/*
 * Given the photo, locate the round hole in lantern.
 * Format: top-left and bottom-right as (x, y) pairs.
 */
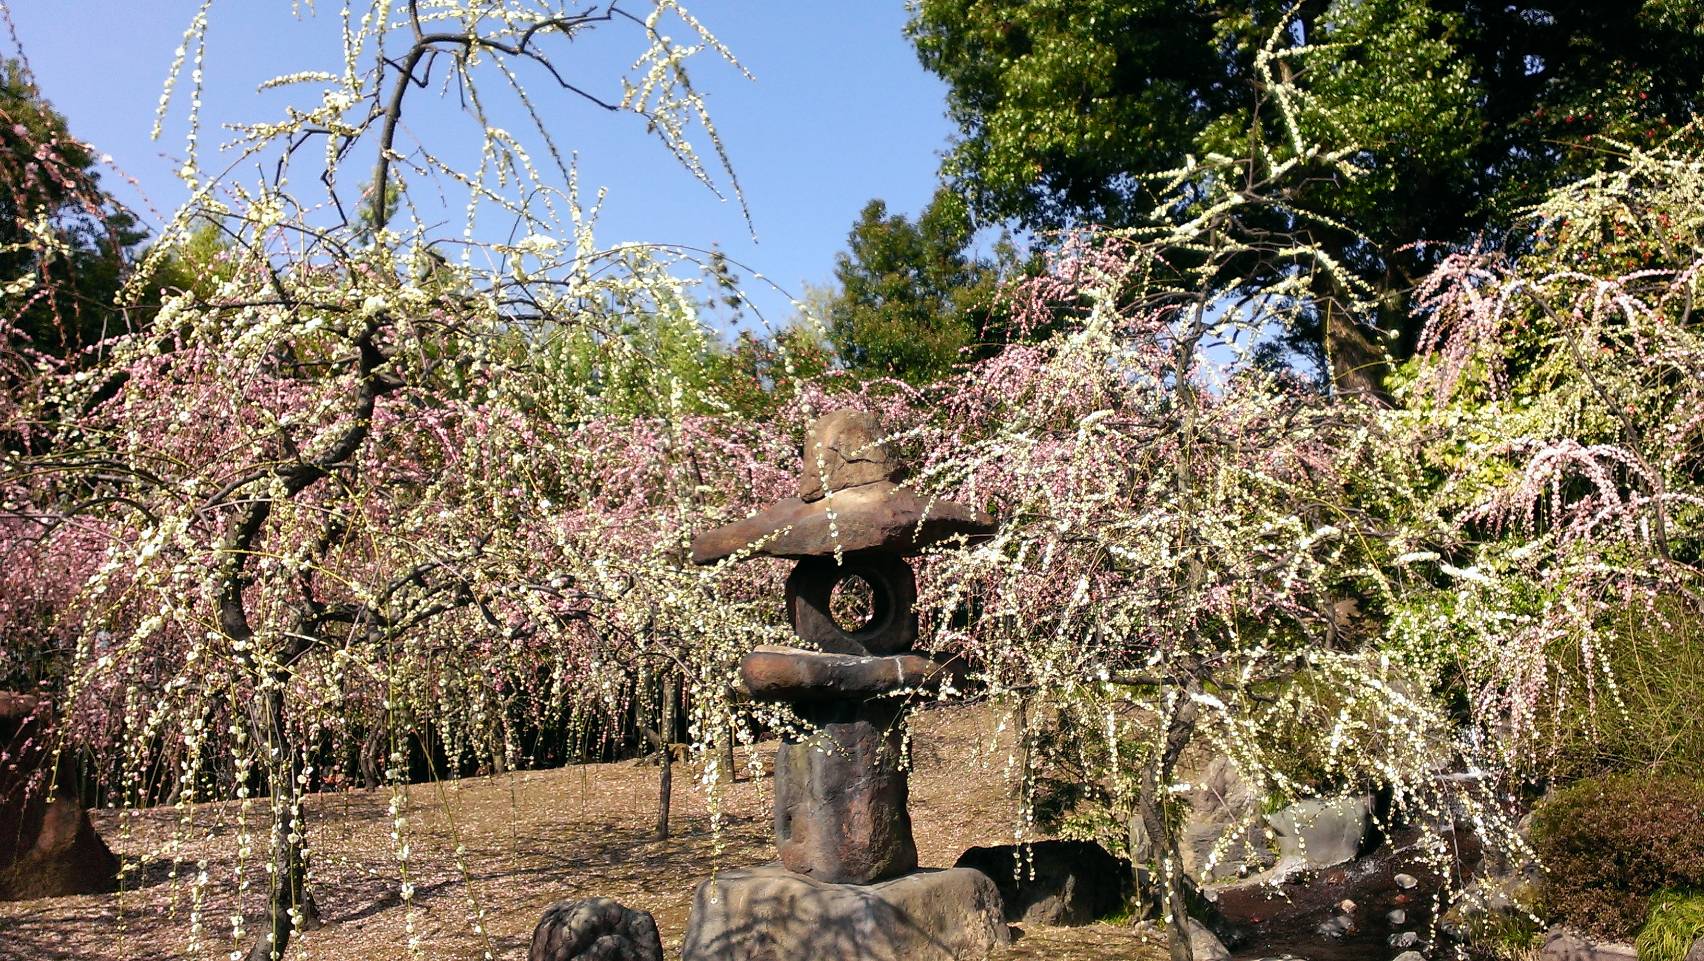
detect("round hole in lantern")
(785, 554), (917, 656)
(829, 574), (878, 634)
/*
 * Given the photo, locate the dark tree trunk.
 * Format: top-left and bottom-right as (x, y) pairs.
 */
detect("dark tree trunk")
(720, 720), (738, 783)
(358, 726), (385, 790)
(655, 675), (677, 841)
(1141, 692), (1201, 961)
(247, 684), (320, 961)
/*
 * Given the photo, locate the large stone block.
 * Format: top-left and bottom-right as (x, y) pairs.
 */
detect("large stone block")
(682, 864), (1009, 961)
(0, 692), (118, 901)
(775, 701), (916, 884)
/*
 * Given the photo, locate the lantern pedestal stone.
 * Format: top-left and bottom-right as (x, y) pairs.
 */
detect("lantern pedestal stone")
(774, 699), (915, 884)
(681, 411), (1007, 961)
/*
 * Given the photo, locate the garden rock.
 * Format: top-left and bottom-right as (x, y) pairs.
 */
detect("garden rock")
(528, 898), (662, 961)
(797, 409), (904, 501)
(1540, 929), (1637, 961)
(1393, 953), (1426, 961)
(1687, 937), (1704, 961)
(1130, 755), (1270, 882)
(1265, 796), (1371, 874)
(0, 691), (119, 901)
(1186, 917), (1232, 961)
(953, 839), (1133, 926)
(682, 864), (1008, 961)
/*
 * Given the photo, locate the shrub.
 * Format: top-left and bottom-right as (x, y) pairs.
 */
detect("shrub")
(1637, 891), (1704, 961)
(1530, 774), (1704, 940)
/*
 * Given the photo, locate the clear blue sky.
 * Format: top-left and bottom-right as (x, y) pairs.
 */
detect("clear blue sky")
(7, 2), (955, 329)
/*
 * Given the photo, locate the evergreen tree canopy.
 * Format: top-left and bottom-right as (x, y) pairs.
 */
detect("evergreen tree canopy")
(908, 0), (1704, 383)
(825, 190), (1004, 383)
(1, 58), (145, 358)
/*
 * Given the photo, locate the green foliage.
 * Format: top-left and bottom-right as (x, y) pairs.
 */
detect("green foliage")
(908, 0), (1704, 378)
(1462, 911), (1544, 960)
(0, 57), (147, 357)
(824, 189), (1007, 383)
(1539, 605), (1704, 780)
(712, 323), (834, 418)
(1638, 890), (1704, 961)
(1530, 774), (1704, 940)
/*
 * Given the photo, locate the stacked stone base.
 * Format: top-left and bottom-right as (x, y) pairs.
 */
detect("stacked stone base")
(682, 864), (1008, 961)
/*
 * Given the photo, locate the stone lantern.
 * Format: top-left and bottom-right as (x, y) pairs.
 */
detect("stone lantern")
(680, 409), (1010, 961)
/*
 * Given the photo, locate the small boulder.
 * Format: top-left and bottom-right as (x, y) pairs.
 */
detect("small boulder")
(797, 409), (904, 501)
(1186, 917), (1232, 961)
(954, 839), (1133, 926)
(1316, 914), (1356, 938)
(529, 898), (662, 961)
(1393, 953), (1426, 961)
(1687, 937), (1704, 961)
(0, 692), (119, 901)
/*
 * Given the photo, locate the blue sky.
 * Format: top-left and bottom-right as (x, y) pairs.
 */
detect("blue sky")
(6, 2), (956, 329)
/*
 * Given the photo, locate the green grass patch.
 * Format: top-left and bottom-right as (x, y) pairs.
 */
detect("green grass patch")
(1636, 890), (1704, 961)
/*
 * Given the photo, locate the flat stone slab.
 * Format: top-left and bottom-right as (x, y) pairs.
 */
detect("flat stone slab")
(740, 647), (956, 702)
(690, 482), (994, 565)
(1541, 929), (1638, 961)
(682, 864), (1010, 961)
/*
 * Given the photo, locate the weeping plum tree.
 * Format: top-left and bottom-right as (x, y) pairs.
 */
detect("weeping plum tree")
(783, 25), (1704, 961)
(0, 2), (797, 959)
(1389, 129), (1704, 766)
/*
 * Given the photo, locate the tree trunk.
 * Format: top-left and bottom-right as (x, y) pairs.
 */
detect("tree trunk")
(1320, 281), (1391, 404)
(1140, 769), (1194, 961)
(655, 675), (677, 841)
(720, 719), (738, 784)
(358, 726), (385, 790)
(247, 684), (320, 961)
(1142, 691), (1202, 961)
(487, 707), (508, 776)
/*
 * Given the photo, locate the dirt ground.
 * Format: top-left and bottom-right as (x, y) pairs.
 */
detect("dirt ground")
(0, 703), (1168, 961)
